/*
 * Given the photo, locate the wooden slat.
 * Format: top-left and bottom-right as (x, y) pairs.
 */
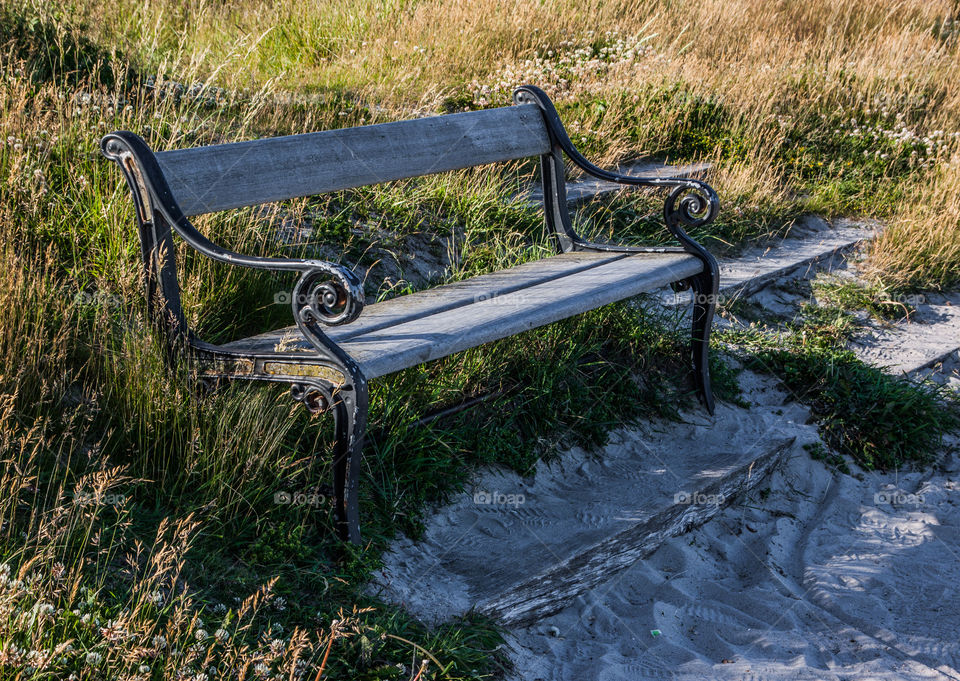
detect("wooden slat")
(225, 252), (632, 354)
(222, 252), (703, 378)
(346, 252), (701, 378)
(156, 105), (550, 216)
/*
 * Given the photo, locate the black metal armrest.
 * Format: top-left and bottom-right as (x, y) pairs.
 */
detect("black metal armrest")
(169, 218), (365, 328)
(513, 85), (719, 264)
(101, 131), (364, 329)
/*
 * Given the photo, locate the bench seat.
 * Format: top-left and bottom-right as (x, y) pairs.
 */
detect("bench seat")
(222, 251), (702, 379)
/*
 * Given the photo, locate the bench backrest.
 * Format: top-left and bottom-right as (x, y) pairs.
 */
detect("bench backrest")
(156, 104), (552, 217)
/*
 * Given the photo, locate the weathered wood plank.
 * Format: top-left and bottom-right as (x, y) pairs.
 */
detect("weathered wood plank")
(225, 252), (632, 354)
(476, 437), (795, 626)
(526, 159), (713, 205)
(342, 252), (701, 378)
(222, 252), (701, 375)
(156, 105), (550, 216)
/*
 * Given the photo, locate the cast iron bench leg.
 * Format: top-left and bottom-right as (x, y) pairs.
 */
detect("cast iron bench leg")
(690, 261), (719, 416)
(292, 373), (368, 545)
(330, 380), (368, 544)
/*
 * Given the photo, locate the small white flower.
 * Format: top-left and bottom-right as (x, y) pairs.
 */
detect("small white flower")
(80, 614), (91, 624)
(214, 628), (229, 642)
(152, 634), (167, 649)
(85, 651), (103, 666)
(195, 629), (208, 640)
(139, 664), (151, 674)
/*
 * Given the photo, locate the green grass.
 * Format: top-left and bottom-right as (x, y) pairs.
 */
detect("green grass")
(0, 13), (711, 673)
(720, 286), (960, 471)
(810, 276), (919, 321)
(2, 1), (960, 678)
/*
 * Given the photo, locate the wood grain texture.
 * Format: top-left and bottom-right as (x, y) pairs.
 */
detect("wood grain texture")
(226, 252), (632, 354)
(155, 105), (550, 216)
(476, 437), (795, 626)
(221, 251), (702, 378)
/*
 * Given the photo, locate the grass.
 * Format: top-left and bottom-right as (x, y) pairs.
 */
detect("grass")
(1, 0), (960, 678)
(719, 280), (960, 471)
(810, 276), (918, 322)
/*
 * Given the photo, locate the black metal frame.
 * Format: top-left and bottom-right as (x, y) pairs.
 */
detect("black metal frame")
(101, 131), (368, 543)
(514, 85), (719, 413)
(101, 84), (719, 546)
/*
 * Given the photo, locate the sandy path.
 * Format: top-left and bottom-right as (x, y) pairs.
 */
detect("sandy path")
(507, 424), (960, 680)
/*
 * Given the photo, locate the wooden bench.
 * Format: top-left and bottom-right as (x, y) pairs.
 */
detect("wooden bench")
(102, 85), (720, 544)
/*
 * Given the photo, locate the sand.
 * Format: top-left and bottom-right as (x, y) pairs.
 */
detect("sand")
(506, 426), (960, 680)
(370, 217), (960, 679)
(371, 371), (812, 627)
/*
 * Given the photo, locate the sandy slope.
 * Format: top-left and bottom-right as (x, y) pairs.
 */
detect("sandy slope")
(507, 421), (960, 680)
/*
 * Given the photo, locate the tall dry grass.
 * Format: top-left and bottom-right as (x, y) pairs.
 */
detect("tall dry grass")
(0, 12), (516, 674)
(1, 0), (959, 677)
(869, 160), (960, 290)
(57, 0), (960, 285)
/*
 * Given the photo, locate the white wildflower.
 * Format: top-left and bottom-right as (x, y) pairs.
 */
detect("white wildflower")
(33, 602), (55, 616)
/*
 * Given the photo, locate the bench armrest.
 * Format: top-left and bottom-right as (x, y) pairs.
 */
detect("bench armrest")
(179, 222), (365, 327)
(102, 131), (364, 328)
(513, 86), (719, 263)
(167, 216), (364, 327)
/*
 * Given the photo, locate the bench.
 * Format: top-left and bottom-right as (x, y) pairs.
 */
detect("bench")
(101, 85), (720, 544)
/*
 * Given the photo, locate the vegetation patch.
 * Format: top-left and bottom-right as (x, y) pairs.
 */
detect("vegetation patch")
(3, 0), (960, 677)
(721, 292), (959, 471)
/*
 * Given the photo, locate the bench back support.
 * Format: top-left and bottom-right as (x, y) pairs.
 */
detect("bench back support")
(155, 105), (551, 217)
